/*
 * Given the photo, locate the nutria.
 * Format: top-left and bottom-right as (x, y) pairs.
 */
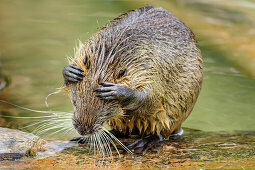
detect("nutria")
(62, 5), (203, 155)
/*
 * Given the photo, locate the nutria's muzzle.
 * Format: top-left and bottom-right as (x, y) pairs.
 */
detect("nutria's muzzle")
(73, 121), (101, 136)
(72, 111), (101, 136)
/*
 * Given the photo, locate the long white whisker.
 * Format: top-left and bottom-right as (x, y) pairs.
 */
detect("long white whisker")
(40, 122), (71, 136)
(0, 115), (56, 119)
(31, 118), (71, 135)
(97, 132), (105, 161)
(45, 90), (61, 108)
(33, 120), (67, 135)
(83, 136), (89, 144)
(100, 131), (110, 158)
(89, 135), (93, 154)
(101, 131), (113, 160)
(23, 119), (62, 133)
(103, 127), (132, 155)
(102, 131), (120, 157)
(47, 126), (71, 137)
(0, 100), (76, 138)
(84, 137), (89, 144)
(61, 127), (75, 137)
(0, 100), (72, 115)
(21, 120), (49, 130)
(34, 123), (57, 136)
(32, 121), (54, 134)
(95, 133), (104, 162)
(93, 134), (96, 160)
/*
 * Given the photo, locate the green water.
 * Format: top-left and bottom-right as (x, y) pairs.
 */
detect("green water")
(0, 0), (254, 137)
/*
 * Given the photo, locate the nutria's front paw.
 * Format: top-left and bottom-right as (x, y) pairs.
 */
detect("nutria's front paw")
(62, 65), (85, 83)
(94, 82), (135, 102)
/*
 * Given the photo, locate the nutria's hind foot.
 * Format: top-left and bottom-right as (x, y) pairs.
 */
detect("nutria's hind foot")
(126, 127), (184, 155)
(126, 135), (162, 155)
(62, 64), (85, 83)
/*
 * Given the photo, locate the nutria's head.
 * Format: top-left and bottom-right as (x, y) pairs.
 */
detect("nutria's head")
(65, 36), (130, 137)
(70, 81), (119, 136)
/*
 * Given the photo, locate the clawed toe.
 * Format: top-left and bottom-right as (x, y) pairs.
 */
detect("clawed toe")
(62, 65), (85, 83)
(94, 82), (136, 103)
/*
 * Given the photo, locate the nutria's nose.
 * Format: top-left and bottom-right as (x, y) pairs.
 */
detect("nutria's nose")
(74, 124), (88, 136)
(72, 120), (94, 136)
(77, 128), (95, 136)
(72, 121), (86, 136)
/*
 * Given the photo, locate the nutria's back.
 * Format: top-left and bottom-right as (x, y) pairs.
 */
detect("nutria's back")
(68, 6), (203, 138)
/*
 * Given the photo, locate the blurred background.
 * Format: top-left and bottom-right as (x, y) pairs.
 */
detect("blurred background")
(0, 0), (255, 137)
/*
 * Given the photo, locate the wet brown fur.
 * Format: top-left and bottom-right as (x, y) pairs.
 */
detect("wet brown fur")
(64, 6), (203, 138)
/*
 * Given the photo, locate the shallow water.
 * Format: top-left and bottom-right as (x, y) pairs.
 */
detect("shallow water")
(0, 0), (255, 138)
(1, 129), (255, 169)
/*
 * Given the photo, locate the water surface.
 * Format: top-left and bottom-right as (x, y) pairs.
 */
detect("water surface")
(0, 0), (254, 138)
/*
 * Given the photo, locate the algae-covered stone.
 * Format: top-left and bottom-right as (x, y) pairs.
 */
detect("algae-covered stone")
(0, 127), (46, 160)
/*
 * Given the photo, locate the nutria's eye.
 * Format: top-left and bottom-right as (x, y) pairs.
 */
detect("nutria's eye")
(83, 56), (90, 69)
(117, 68), (127, 79)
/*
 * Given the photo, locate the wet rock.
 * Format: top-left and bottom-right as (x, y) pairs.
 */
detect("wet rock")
(0, 127), (46, 161)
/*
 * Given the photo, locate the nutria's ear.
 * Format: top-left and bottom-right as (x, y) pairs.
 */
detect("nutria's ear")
(83, 56), (90, 69)
(117, 68), (127, 79)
